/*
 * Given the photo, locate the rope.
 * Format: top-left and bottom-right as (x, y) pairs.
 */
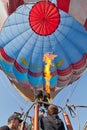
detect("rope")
(0, 72), (27, 111)
(68, 79), (81, 101)
(68, 71), (87, 102)
(53, 77), (81, 108)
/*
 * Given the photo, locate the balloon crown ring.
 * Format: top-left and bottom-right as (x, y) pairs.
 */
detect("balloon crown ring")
(29, 1), (60, 36)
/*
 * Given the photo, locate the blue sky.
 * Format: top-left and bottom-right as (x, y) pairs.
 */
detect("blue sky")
(0, 70), (87, 130)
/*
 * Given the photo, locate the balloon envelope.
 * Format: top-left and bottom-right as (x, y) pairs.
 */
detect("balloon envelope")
(0, 1), (87, 102)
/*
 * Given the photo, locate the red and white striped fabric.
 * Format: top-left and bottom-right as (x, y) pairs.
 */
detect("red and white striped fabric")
(57, 0), (87, 30)
(0, 0), (8, 30)
(0, 0), (24, 30)
(1, 0), (24, 15)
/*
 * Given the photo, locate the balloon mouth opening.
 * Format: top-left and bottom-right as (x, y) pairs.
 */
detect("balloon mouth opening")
(29, 1), (60, 36)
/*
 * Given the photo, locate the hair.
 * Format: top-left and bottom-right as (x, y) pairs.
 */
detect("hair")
(47, 105), (58, 116)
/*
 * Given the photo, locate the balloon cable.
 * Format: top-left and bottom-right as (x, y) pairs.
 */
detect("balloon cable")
(68, 78), (81, 101)
(0, 74), (26, 111)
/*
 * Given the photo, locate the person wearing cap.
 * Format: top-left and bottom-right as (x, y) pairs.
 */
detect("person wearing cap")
(40, 105), (66, 130)
(0, 113), (22, 130)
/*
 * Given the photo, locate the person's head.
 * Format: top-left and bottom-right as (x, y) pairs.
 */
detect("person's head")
(47, 105), (58, 116)
(8, 114), (22, 130)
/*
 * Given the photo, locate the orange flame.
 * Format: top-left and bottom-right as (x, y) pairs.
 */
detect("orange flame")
(43, 52), (57, 94)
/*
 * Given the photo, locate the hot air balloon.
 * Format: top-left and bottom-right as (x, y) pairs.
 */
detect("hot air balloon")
(0, 0), (87, 104)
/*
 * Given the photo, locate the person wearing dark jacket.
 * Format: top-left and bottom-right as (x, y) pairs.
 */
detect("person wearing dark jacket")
(0, 113), (22, 130)
(40, 105), (65, 130)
